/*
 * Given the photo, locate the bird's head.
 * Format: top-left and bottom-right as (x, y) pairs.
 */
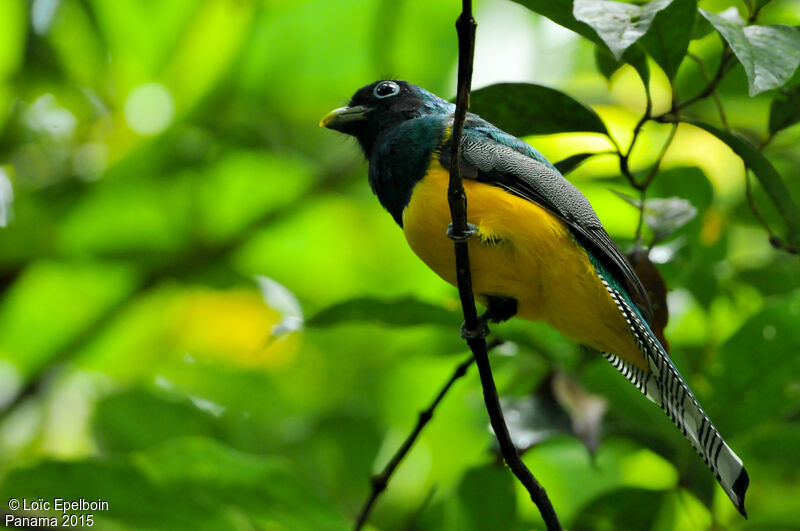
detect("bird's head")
(320, 80), (454, 155)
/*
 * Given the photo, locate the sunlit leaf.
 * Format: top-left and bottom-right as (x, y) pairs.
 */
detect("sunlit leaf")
(512, 0), (657, 86)
(574, 0), (673, 60)
(769, 86), (800, 135)
(689, 119), (800, 248)
(595, 44), (651, 85)
(470, 83), (608, 136)
(307, 296), (459, 328)
(0, 261), (138, 375)
(700, 9), (800, 95)
(511, 0), (603, 43)
(0, 0), (26, 80)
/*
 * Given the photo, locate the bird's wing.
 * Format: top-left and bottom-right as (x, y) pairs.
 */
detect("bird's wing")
(439, 119), (653, 322)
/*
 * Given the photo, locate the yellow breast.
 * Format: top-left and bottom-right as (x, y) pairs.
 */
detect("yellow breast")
(402, 162), (648, 371)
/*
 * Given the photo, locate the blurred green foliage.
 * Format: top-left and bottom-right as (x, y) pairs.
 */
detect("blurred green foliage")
(0, 0), (799, 529)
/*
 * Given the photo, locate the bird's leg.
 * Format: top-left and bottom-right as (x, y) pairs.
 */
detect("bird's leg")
(484, 295), (518, 323)
(460, 296), (518, 339)
(447, 221), (484, 338)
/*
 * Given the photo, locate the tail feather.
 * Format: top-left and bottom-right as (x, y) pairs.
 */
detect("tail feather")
(599, 275), (749, 517)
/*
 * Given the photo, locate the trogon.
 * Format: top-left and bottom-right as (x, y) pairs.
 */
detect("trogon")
(321, 79), (748, 516)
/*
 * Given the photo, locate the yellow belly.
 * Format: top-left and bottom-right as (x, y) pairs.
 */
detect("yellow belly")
(402, 163), (647, 370)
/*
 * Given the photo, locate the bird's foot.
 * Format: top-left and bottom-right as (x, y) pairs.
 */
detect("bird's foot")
(461, 313), (490, 339)
(447, 223), (479, 242)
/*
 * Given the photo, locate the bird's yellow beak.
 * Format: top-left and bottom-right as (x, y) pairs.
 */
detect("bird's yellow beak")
(319, 105), (371, 131)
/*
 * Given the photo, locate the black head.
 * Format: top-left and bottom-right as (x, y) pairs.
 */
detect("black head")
(320, 80), (454, 155)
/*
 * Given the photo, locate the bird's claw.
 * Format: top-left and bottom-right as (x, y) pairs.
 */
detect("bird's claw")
(447, 223), (479, 242)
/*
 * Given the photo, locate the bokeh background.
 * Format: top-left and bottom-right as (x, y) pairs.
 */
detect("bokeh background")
(0, 0), (799, 529)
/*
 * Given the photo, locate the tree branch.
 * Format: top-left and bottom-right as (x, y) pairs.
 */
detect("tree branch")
(353, 352), (476, 531)
(445, 2), (562, 530)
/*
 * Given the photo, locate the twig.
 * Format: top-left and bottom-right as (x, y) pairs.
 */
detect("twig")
(673, 48), (733, 112)
(640, 121), (679, 191)
(617, 79), (653, 191)
(687, 52), (730, 130)
(446, 2), (562, 530)
(353, 353), (477, 530)
(632, 121), (679, 246)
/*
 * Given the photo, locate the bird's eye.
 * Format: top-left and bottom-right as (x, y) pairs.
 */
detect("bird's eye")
(374, 81), (400, 99)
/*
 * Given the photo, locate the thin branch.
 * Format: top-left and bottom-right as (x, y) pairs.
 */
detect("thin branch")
(673, 48), (734, 112)
(687, 52), (730, 130)
(618, 80), (653, 190)
(632, 121), (679, 246)
(640, 121), (679, 191)
(446, 2), (562, 530)
(354, 353), (477, 530)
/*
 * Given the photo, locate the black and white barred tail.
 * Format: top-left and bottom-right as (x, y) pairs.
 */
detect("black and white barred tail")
(598, 275), (749, 517)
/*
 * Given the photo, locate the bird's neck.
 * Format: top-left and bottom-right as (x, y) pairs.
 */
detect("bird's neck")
(367, 118), (448, 226)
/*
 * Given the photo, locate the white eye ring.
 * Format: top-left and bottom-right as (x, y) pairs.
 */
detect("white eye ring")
(374, 81), (400, 99)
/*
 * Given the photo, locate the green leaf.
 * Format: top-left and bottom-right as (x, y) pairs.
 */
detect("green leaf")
(691, 8), (714, 40)
(514, 0), (650, 84)
(573, 0), (673, 60)
(769, 86), (800, 135)
(457, 465), (517, 531)
(737, 255), (800, 296)
(572, 488), (662, 531)
(689, 119), (800, 248)
(699, 9), (800, 95)
(0, 0), (26, 81)
(554, 153), (596, 175)
(0, 437), (349, 530)
(738, 423), (800, 468)
(469, 83), (608, 136)
(639, 0), (697, 79)
(93, 390), (223, 453)
(511, 0), (603, 44)
(707, 294), (800, 436)
(306, 296), (459, 328)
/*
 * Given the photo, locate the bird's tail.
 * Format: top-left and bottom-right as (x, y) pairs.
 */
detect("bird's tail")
(599, 276), (749, 517)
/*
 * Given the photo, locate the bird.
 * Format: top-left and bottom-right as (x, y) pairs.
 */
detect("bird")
(321, 79), (749, 517)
